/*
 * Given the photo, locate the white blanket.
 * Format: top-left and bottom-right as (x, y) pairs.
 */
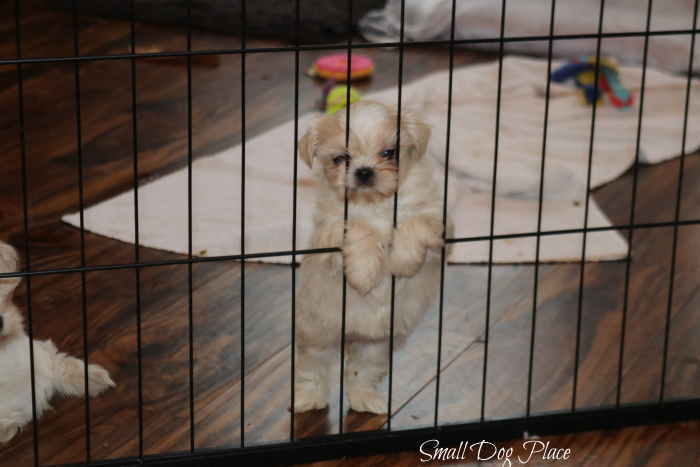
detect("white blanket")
(63, 56), (700, 264)
(360, 0), (700, 73)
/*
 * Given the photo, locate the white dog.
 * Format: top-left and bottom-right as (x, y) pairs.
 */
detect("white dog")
(294, 101), (448, 414)
(0, 243), (115, 444)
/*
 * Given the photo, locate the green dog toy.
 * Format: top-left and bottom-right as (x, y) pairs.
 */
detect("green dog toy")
(324, 84), (362, 115)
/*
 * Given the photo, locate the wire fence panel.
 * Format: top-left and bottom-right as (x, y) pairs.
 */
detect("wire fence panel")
(3, 0), (700, 466)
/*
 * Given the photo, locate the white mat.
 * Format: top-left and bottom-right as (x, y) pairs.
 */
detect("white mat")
(63, 56), (700, 264)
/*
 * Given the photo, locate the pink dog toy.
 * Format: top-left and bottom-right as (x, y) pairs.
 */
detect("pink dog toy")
(308, 53), (374, 82)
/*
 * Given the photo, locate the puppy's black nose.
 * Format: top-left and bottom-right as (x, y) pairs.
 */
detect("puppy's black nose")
(355, 167), (374, 185)
(0, 315), (4, 333)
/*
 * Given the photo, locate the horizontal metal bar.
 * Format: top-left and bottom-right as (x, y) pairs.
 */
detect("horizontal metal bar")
(445, 218), (700, 244)
(49, 398), (700, 467)
(2, 218), (700, 279)
(1, 28), (699, 66)
(0, 246), (340, 279)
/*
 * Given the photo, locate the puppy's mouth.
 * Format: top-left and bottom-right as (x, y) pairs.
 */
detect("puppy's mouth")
(345, 184), (396, 204)
(351, 181), (377, 191)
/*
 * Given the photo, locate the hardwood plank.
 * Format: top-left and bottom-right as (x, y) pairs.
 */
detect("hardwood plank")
(292, 421), (700, 467)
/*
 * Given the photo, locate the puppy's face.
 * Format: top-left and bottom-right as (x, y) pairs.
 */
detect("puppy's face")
(300, 101), (430, 204)
(0, 244), (23, 340)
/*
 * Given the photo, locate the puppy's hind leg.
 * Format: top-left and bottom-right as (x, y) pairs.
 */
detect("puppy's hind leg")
(293, 345), (331, 413)
(346, 341), (390, 414)
(49, 344), (115, 398)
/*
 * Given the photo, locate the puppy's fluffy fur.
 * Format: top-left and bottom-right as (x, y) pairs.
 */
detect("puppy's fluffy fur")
(0, 243), (115, 444)
(295, 101), (448, 414)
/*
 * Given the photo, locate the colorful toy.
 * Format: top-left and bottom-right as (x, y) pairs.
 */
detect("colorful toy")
(308, 53), (374, 82)
(323, 83), (362, 115)
(551, 56), (633, 109)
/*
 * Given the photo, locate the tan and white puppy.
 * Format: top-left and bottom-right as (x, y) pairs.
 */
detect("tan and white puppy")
(295, 101), (447, 414)
(0, 243), (115, 444)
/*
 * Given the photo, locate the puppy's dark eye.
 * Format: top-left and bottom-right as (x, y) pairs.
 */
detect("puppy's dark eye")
(333, 153), (350, 165)
(380, 148), (396, 159)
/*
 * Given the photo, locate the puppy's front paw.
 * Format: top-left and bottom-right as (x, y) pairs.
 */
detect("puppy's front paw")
(87, 364), (116, 397)
(389, 216), (444, 277)
(344, 252), (384, 295)
(388, 241), (426, 277)
(343, 222), (386, 295)
(293, 382), (328, 413)
(348, 386), (388, 414)
(389, 227), (427, 278)
(421, 217), (445, 250)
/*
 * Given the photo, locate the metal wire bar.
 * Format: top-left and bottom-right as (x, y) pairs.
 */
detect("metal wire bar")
(386, 0), (407, 433)
(337, 0), (358, 435)
(71, 0), (92, 461)
(14, 1), (40, 465)
(617, 0), (654, 408)
(5, 220), (700, 281)
(434, 0), (457, 427)
(129, 0), (145, 458)
(2, 29), (700, 66)
(337, 0), (353, 436)
(289, 0), (301, 443)
(445, 220), (700, 243)
(186, 0), (196, 452)
(480, 0), (507, 422)
(660, 0), (700, 404)
(239, 0), (247, 448)
(526, 0), (557, 419)
(572, 0), (606, 412)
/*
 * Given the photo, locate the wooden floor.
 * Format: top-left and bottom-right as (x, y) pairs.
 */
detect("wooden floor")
(294, 421), (700, 466)
(1, 2), (699, 466)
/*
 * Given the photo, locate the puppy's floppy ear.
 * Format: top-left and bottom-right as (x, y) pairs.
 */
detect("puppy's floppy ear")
(299, 127), (316, 169)
(300, 114), (345, 168)
(0, 243), (21, 299)
(401, 112), (431, 159)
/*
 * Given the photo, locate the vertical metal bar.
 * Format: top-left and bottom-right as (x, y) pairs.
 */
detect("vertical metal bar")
(526, 0), (557, 419)
(480, 0), (507, 422)
(14, 2), (40, 465)
(434, 0), (457, 427)
(239, 0), (247, 448)
(387, 0), (406, 432)
(617, 0), (654, 408)
(71, 0), (92, 460)
(129, 0), (145, 458)
(186, 0), (196, 452)
(290, 0), (301, 442)
(338, 0), (353, 434)
(660, 0), (699, 403)
(572, 0), (606, 413)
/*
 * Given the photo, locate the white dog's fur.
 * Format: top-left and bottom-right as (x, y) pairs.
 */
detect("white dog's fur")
(294, 101), (449, 414)
(0, 243), (115, 444)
